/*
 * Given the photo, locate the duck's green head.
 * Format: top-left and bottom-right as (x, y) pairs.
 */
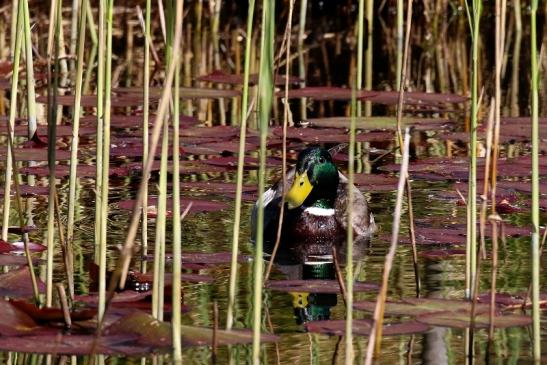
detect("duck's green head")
(286, 147), (339, 209)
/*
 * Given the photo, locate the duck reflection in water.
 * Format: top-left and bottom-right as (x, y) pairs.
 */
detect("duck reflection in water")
(251, 146), (376, 323)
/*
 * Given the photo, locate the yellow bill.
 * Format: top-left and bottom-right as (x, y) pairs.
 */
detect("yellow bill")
(286, 172), (313, 209)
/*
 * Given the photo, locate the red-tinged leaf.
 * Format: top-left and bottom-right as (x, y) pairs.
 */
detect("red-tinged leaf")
(179, 325), (279, 346)
(0, 255), (42, 266)
(197, 70), (299, 86)
(180, 181), (257, 194)
(113, 86), (241, 99)
(81, 113), (201, 129)
(0, 334), (146, 356)
(105, 311), (173, 348)
(9, 241), (47, 253)
(75, 290), (152, 305)
(476, 292), (547, 310)
(116, 197), (228, 216)
(0, 267), (46, 298)
(307, 116), (452, 131)
(36, 94), (144, 107)
(0, 298), (39, 336)
(0, 148), (71, 161)
(354, 298), (492, 316)
(181, 126), (240, 138)
(20, 164), (129, 178)
(266, 280), (378, 294)
(10, 300), (96, 322)
(202, 155), (282, 169)
(417, 311), (532, 329)
(305, 319), (429, 336)
(0, 240), (13, 253)
(0, 184), (49, 197)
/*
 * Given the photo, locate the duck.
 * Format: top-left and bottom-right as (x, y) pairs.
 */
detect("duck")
(251, 146), (376, 263)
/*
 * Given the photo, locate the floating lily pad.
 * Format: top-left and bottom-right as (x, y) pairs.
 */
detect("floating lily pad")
(0, 255), (41, 266)
(7, 241), (47, 253)
(113, 86), (240, 99)
(307, 116), (452, 131)
(106, 311), (278, 349)
(180, 181), (257, 194)
(0, 267), (46, 298)
(354, 298), (491, 316)
(0, 184), (49, 197)
(477, 292), (547, 310)
(304, 319), (429, 337)
(0, 148), (71, 161)
(202, 156), (282, 169)
(10, 300), (96, 323)
(417, 311), (532, 329)
(20, 164), (129, 178)
(266, 280), (378, 294)
(36, 95), (143, 107)
(0, 334), (145, 356)
(116, 197), (229, 215)
(0, 299), (40, 336)
(197, 70), (300, 85)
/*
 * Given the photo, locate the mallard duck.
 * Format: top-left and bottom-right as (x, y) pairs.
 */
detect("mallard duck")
(251, 146), (376, 263)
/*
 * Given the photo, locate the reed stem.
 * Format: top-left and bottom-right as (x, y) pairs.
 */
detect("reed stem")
(2, 0), (24, 242)
(530, 0), (540, 359)
(252, 1), (275, 362)
(226, 0), (256, 331)
(66, 0), (88, 300)
(364, 129), (411, 364)
(98, 0), (114, 322)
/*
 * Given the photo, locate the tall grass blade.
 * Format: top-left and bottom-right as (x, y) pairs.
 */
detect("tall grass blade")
(530, 0), (540, 359)
(252, 1), (275, 362)
(226, 0), (256, 331)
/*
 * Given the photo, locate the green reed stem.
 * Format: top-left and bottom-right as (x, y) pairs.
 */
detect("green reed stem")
(5, 111), (40, 303)
(85, 0), (97, 46)
(345, 89), (357, 365)
(9, 0), (17, 58)
(252, 1), (274, 362)
(356, 0), (364, 117)
(46, 0), (62, 307)
(69, 0), (78, 72)
(94, 0), (105, 266)
(297, 0), (307, 120)
(152, 120), (169, 321)
(466, 0), (481, 300)
(98, 0), (113, 322)
(364, 129), (411, 364)
(22, 0), (36, 138)
(364, 0), (373, 116)
(141, 0), (151, 274)
(66, 0), (88, 301)
(171, 1), (184, 359)
(2, 0), (24, 242)
(530, 0), (540, 359)
(396, 0), (403, 88)
(226, 0), (256, 331)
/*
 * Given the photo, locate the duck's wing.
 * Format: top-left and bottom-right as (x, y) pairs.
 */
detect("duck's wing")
(334, 172), (376, 237)
(250, 168), (296, 242)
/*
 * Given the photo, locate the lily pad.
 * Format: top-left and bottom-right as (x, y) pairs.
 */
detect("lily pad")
(266, 280), (378, 294)
(0, 267), (46, 298)
(307, 116), (452, 131)
(417, 311), (532, 329)
(305, 319), (429, 337)
(0, 148), (71, 161)
(354, 298), (491, 316)
(116, 197), (229, 215)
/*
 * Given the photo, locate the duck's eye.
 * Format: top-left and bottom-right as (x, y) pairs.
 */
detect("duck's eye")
(319, 156), (326, 164)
